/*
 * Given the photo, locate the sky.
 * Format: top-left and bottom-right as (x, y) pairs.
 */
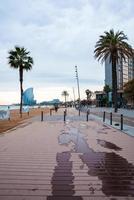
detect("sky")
(0, 0), (134, 104)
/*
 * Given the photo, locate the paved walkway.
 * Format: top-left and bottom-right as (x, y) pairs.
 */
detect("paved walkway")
(81, 106), (134, 136)
(0, 108), (134, 200)
(86, 107), (134, 118)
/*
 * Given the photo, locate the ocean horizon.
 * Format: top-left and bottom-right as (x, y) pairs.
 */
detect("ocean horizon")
(0, 105), (48, 111)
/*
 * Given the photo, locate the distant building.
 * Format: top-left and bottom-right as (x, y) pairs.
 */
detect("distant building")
(105, 55), (134, 107)
(105, 58), (112, 88)
(23, 88), (36, 105)
(94, 91), (106, 107)
(50, 99), (61, 104)
(95, 90), (123, 107)
(105, 56), (134, 90)
(40, 99), (61, 106)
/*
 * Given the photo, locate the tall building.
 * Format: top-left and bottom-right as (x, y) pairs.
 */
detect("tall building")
(23, 88), (36, 105)
(105, 56), (134, 90)
(105, 58), (112, 88)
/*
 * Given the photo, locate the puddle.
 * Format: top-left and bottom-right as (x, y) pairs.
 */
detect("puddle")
(59, 126), (134, 197)
(97, 130), (107, 134)
(80, 123), (86, 127)
(0, 133), (6, 137)
(80, 152), (134, 196)
(97, 139), (122, 151)
(47, 151), (82, 200)
(59, 127), (92, 154)
(102, 125), (111, 130)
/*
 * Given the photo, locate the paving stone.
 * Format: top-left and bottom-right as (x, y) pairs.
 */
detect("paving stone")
(0, 108), (133, 198)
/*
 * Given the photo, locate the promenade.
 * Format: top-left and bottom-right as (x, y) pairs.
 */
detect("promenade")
(81, 106), (134, 136)
(0, 108), (134, 200)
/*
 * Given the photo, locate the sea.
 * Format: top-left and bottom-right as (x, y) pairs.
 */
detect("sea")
(0, 105), (43, 111)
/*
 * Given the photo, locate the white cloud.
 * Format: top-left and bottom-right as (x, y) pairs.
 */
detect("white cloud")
(0, 0), (134, 103)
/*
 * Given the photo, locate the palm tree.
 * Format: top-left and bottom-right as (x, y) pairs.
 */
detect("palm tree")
(103, 84), (111, 106)
(8, 46), (33, 115)
(103, 85), (111, 94)
(85, 89), (92, 100)
(94, 29), (133, 112)
(62, 90), (69, 107)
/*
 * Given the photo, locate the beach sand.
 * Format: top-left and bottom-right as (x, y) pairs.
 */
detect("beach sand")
(0, 107), (49, 134)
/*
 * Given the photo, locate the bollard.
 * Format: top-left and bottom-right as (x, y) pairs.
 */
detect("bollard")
(27, 111), (29, 116)
(50, 109), (52, 116)
(41, 111), (43, 121)
(79, 109), (80, 116)
(110, 112), (112, 125)
(64, 110), (66, 122)
(121, 114), (123, 130)
(103, 111), (105, 122)
(86, 110), (89, 122)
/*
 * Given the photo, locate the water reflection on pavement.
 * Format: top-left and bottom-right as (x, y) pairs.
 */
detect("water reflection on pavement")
(58, 122), (134, 197)
(47, 152), (83, 200)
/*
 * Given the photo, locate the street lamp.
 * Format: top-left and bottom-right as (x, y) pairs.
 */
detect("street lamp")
(72, 87), (76, 107)
(75, 65), (81, 116)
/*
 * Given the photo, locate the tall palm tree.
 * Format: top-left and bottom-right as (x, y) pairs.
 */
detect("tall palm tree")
(62, 90), (69, 107)
(85, 89), (92, 100)
(94, 29), (133, 112)
(8, 46), (33, 115)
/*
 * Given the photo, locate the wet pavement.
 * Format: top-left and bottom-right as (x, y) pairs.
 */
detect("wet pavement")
(80, 106), (134, 137)
(0, 108), (134, 200)
(97, 139), (122, 151)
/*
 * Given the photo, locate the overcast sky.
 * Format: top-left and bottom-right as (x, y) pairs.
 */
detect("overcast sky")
(0, 0), (134, 104)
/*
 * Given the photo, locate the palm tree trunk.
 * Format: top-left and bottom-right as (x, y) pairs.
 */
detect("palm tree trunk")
(112, 56), (118, 112)
(65, 96), (66, 108)
(19, 68), (23, 116)
(106, 92), (109, 107)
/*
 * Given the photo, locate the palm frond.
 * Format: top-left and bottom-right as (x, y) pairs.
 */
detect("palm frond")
(94, 29), (132, 64)
(8, 46), (34, 71)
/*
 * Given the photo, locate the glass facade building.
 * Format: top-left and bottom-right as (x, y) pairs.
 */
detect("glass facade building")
(22, 88), (36, 105)
(105, 55), (134, 90)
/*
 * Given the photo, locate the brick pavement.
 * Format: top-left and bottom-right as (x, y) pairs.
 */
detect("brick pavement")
(0, 108), (134, 200)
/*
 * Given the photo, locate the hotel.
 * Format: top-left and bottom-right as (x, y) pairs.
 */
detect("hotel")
(105, 55), (134, 90)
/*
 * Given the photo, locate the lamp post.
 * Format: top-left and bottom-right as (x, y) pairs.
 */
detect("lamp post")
(75, 66), (81, 116)
(72, 87), (76, 107)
